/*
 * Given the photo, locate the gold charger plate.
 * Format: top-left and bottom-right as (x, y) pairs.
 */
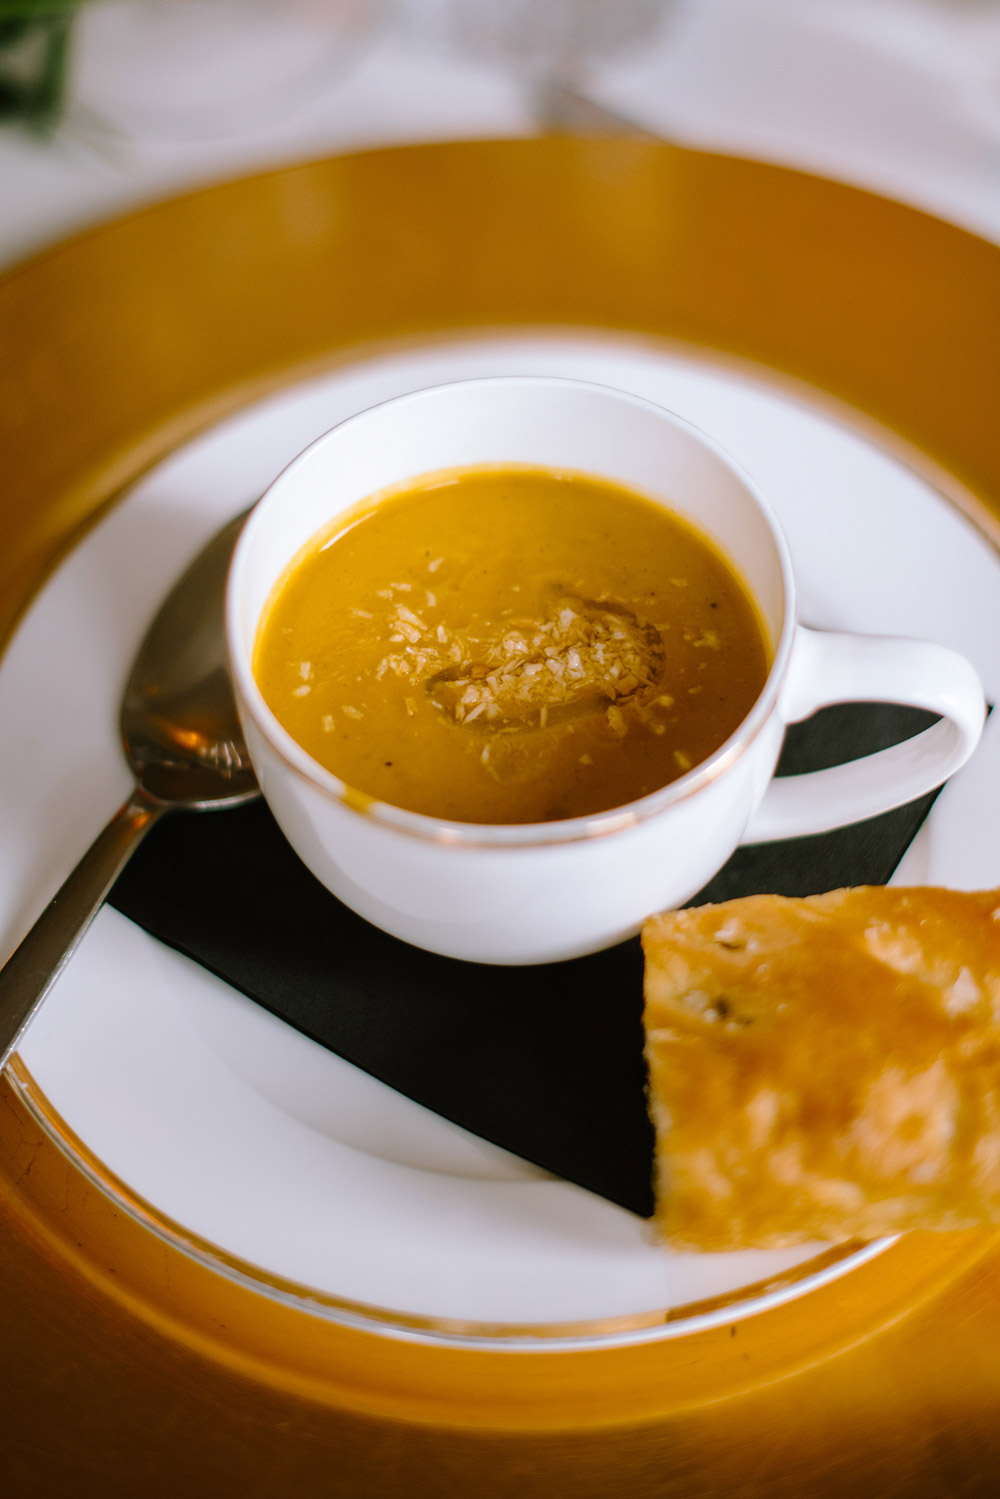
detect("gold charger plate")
(2, 138), (1000, 1495)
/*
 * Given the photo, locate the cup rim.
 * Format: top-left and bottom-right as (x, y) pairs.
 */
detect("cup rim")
(227, 375), (798, 849)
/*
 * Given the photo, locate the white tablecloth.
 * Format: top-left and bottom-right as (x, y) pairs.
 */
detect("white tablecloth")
(1, 0), (998, 269)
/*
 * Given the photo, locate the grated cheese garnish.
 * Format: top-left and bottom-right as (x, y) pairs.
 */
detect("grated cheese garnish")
(365, 587), (667, 736)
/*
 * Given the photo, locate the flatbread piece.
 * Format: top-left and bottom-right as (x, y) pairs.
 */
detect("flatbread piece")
(642, 887), (1000, 1250)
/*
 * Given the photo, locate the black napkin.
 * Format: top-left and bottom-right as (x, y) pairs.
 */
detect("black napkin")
(109, 703), (940, 1219)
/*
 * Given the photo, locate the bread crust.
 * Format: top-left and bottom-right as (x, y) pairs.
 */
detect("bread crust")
(642, 887), (1000, 1250)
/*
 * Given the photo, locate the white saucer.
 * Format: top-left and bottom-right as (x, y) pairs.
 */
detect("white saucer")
(3, 332), (1000, 1348)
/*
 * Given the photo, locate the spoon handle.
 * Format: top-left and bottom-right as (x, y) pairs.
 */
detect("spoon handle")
(0, 788), (166, 1073)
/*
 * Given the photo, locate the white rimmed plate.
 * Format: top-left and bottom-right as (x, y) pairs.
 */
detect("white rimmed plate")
(3, 331), (1000, 1349)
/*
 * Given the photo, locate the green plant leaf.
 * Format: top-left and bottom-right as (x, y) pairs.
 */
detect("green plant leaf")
(0, 2), (87, 18)
(0, 9), (76, 127)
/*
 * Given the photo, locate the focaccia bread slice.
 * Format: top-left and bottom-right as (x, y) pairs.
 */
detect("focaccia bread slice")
(641, 887), (1000, 1251)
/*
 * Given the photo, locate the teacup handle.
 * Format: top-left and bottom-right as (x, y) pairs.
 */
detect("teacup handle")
(742, 625), (986, 844)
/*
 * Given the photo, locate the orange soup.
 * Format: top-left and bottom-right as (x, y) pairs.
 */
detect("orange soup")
(253, 466), (771, 824)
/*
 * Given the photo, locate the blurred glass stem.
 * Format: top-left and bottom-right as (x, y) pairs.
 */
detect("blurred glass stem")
(402, 0), (673, 133)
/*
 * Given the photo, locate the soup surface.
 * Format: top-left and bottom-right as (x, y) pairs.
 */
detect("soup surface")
(254, 466), (771, 824)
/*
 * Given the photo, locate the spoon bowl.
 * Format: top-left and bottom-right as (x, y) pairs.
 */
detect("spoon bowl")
(0, 508), (259, 1071)
(122, 509), (259, 806)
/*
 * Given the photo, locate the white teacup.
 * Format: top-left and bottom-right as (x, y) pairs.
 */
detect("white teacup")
(226, 377), (985, 964)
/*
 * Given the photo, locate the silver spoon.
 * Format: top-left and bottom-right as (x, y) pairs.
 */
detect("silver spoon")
(0, 508), (259, 1073)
